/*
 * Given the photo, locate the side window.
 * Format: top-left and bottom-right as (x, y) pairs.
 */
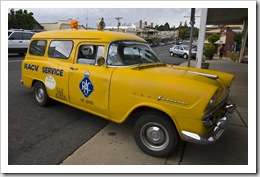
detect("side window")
(77, 45), (104, 65)
(29, 40), (47, 56)
(9, 32), (23, 40)
(23, 33), (33, 40)
(48, 40), (73, 59)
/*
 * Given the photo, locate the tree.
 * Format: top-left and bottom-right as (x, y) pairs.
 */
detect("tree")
(193, 27), (199, 38)
(170, 25), (176, 31)
(183, 21), (188, 27)
(163, 22), (170, 31)
(178, 27), (190, 40)
(178, 21), (183, 28)
(157, 25), (164, 31)
(233, 32), (242, 45)
(207, 33), (220, 44)
(8, 9), (35, 30)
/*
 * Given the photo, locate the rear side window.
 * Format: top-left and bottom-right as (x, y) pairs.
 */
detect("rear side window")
(29, 40), (47, 56)
(23, 33), (34, 40)
(48, 40), (73, 59)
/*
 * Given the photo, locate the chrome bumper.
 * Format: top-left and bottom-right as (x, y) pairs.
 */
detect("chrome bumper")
(181, 104), (237, 145)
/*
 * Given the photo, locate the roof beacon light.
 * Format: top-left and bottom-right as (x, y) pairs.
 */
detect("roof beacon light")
(71, 20), (78, 30)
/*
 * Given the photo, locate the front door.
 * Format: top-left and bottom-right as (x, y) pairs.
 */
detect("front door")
(68, 44), (114, 119)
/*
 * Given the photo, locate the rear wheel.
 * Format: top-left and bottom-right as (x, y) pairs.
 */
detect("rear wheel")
(133, 111), (179, 157)
(33, 81), (50, 106)
(183, 53), (188, 59)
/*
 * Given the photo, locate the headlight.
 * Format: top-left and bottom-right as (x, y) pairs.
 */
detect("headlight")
(206, 94), (216, 110)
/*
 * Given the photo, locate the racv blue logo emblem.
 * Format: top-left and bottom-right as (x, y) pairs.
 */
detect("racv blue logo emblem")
(80, 71), (94, 98)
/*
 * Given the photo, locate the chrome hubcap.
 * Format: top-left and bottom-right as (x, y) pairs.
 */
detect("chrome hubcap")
(146, 126), (165, 145)
(36, 88), (44, 103)
(140, 122), (169, 151)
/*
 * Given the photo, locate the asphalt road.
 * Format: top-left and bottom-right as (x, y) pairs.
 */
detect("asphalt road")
(8, 45), (186, 165)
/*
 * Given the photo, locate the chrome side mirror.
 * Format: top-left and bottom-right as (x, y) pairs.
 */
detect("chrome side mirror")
(97, 56), (106, 66)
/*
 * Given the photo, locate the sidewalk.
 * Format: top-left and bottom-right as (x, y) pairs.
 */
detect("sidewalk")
(61, 57), (249, 167)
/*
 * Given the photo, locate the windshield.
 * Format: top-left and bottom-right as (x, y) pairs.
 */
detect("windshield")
(183, 45), (196, 51)
(107, 41), (160, 66)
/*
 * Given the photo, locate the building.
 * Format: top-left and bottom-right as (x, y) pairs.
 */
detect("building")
(40, 19), (86, 31)
(204, 25), (243, 55)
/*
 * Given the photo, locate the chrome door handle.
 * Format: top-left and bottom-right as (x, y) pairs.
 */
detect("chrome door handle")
(70, 67), (78, 71)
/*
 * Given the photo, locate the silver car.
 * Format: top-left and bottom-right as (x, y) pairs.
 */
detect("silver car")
(169, 45), (197, 59)
(8, 29), (35, 55)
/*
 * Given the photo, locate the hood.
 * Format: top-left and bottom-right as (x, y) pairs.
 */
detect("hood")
(130, 63), (235, 102)
(131, 63), (233, 88)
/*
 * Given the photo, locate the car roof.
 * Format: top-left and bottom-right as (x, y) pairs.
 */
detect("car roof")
(8, 29), (35, 33)
(32, 30), (146, 43)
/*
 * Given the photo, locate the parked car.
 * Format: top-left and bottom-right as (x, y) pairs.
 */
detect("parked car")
(242, 55), (248, 63)
(8, 29), (35, 55)
(169, 45), (197, 59)
(21, 29), (236, 157)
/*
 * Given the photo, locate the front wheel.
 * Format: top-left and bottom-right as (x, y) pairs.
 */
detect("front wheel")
(170, 52), (174, 57)
(33, 81), (50, 106)
(183, 53), (188, 59)
(133, 111), (179, 157)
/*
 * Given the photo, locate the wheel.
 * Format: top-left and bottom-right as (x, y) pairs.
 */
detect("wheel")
(170, 52), (174, 57)
(183, 53), (188, 59)
(133, 111), (179, 157)
(33, 81), (50, 106)
(18, 53), (25, 56)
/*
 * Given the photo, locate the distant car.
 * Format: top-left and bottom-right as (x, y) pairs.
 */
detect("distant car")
(169, 45), (197, 59)
(148, 43), (157, 47)
(242, 55), (248, 63)
(159, 42), (166, 46)
(8, 29), (35, 55)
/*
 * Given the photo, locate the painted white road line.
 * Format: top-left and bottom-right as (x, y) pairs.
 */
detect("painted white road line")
(8, 60), (23, 63)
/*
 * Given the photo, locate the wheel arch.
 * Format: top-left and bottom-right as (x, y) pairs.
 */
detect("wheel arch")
(125, 105), (179, 133)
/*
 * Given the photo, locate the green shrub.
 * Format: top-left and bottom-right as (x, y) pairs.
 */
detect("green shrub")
(204, 43), (215, 59)
(208, 33), (220, 44)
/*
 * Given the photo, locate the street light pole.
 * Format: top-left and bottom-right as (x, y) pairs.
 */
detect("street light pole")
(115, 17), (122, 32)
(188, 8), (195, 67)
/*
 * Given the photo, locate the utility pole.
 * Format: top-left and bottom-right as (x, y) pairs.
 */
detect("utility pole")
(115, 17), (122, 32)
(86, 9), (88, 29)
(187, 8), (195, 67)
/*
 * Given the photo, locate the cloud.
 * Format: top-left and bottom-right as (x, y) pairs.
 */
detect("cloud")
(13, 8), (201, 28)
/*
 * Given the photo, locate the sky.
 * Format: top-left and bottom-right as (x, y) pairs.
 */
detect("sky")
(15, 8), (202, 29)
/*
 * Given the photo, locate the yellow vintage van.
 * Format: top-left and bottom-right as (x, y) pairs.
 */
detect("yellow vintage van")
(21, 29), (236, 157)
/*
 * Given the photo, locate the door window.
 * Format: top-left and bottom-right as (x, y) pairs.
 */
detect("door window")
(9, 32), (23, 40)
(77, 45), (104, 65)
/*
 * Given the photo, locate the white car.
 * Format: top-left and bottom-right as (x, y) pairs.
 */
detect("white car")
(8, 29), (35, 55)
(169, 45), (197, 59)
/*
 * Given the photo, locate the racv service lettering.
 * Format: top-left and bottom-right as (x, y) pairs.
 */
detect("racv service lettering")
(42, 67), (64, 76)
(24, 63), (39, 71)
